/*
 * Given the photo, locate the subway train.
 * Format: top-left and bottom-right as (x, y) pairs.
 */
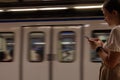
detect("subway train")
(0, 17), (111, 80)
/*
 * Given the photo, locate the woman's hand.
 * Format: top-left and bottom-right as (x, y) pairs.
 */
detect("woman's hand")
(88, 38), (103, 49)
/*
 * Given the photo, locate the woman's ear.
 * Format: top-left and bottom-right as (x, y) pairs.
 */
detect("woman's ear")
(112, 10), (118, 16)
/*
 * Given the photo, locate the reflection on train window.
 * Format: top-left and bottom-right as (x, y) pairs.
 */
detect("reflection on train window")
(91, 30), (111, 62)
(58, 31), (76, 62)
(29, 32), (45, 62)
(0, 32), (14, 62)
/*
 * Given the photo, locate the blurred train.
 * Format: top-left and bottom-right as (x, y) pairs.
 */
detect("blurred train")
(0, 18), (111, 80)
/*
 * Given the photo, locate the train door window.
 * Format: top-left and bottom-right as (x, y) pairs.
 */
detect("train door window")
(0, 32), (14, 62)
(58, 31), (76, 62)
(29, 32), (45, 62)
(91, 30), (111, 62)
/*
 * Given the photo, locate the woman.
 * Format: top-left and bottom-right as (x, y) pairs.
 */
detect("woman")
(88, 0), (120, 80)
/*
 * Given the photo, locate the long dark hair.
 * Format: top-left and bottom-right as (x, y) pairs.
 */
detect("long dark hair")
(103, 0), (120, 13)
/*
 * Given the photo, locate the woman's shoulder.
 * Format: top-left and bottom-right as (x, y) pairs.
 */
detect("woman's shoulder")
(111, 25), (120, 33)
(113, 25), (120, 30)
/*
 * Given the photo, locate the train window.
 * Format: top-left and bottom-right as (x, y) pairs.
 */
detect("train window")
(58, 31), (76, 63)
(91, 30), (111, 62)
(0, 32), (14, 62)
(29, 32), (45, 62)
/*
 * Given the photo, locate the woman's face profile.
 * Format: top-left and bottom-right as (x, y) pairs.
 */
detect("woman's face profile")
(102, 8), (119, 27)
(102, 8), (113, 26)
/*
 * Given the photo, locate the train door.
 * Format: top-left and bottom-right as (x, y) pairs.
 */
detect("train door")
(0, 27), (21, 80)
(22, 26), (50, 80)
(52, 26), (82, 80)
(83, 24), (111, 80)
(22, 25), (82, 80)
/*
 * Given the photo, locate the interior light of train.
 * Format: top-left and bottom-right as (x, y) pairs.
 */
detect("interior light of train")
(33, 42), (45, 45)
(61, 42), (76, 44)
(73, 4), (103, 9)
(7, 43), (14, 45)
(0, 9), (4, 12)
(38, 7), (68, 10)
(7, 8), (38, 12)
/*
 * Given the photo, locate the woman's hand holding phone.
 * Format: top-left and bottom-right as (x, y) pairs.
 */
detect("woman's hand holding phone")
(84, 36), (103, 49)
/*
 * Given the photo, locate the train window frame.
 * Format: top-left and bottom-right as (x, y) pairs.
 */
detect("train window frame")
(91, 29), (111, 62)
(57, 31), (76, 63)
(28, 32), (46, 62)
(0, 32), (14, 62)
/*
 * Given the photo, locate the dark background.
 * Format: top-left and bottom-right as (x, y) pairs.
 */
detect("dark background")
(0, 0), (104, 19)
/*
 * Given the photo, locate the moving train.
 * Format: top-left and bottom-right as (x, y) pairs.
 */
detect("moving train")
(0, 17), (111, 80)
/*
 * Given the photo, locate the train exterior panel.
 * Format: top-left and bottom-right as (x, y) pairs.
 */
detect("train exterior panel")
(0, 18), (110, 80)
